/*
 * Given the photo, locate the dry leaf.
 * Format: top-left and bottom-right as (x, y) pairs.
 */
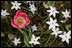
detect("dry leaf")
(8, 33), (15, 40)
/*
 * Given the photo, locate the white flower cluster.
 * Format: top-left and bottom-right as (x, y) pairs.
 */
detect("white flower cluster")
(1, 1), (37, 17)
(60, 9), (70, 23)
(46, 6), (71, 44)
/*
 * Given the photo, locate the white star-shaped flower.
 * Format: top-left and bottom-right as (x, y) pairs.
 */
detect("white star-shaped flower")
(12, 37), (21, 46)
(51, 28), (63, 37)
(47, 6), (59, 17)
(60, 20), (66, 23)
(62, 9), (70, 18)
(29, 34), (40, 45)
(59, 30), (71, 44)
(11, 1), (21, 10)
(27, 1), (33, 3)
(46, 17), (59, 30)
(29, 3), (37, 14)
(1, 9), (10, 16)
(31, 25), (38, 32)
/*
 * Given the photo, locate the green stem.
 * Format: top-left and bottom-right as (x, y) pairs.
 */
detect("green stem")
(21, 6), (29, 11)
(50, 37), (57, 44)
(18, 29), (25, 35)
(4, 41), (11, 47)
(53, 16), (65, 31)
(31, 44), (34, 47)
(42, 16), (49, 23)
(59, 23), (65, 31)
(44, 35), (51, 46)
(22, 45), (26, 47)
(36, 13), (44, 20)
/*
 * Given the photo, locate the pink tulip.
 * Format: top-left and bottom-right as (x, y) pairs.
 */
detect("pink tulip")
(11, 10), (30, 29)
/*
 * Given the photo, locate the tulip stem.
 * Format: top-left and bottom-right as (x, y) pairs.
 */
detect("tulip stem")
(18, 29), (25, 35)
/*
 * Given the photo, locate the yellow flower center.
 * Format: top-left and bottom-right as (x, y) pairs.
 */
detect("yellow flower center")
(15, 16), (26, 26)
(32, 5), (34, 8)
(52, 23), (54, 25)
(34, 40), (35, 42)
(15, 4), (17, 6)
(65, 14), (67, 15)
(15, 41), (18, 43)
(52, 10), (54, 12)
(65, 36), (67, 38)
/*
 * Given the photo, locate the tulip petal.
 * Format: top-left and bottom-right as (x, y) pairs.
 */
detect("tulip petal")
(11, 20), (18, 28)
(23, 17), (30, 28)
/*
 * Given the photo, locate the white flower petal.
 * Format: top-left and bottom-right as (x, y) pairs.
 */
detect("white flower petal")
(32, 34), (35, 39)
(12, 37), (21, 46)
(46, 21), (50, 24)
(62, 39), (65, 42)
(31, 25), (37, 32)
(47, 6), (59, 17)
(55, 11), (59, 13)
(49, 12), (53, 16)
(11, 1), (21, 10)
(50, 17), (53, 21)
(18, 3), (21, 5)
(53, 13), (56, 17)
(49, 25), (53, 29)
(62, 12), (65, 14)
(11, 2), (15, 5)
(11, 6), (15, 9)
(55, 23), (59, 26)
(36, 37), (40, 40)
(36, 41), (40, 44)
(29, 34), (40, 45)
(29, 3), (37, 14)
(47, 10), (51, 12)
(60, 20), (65, 23)
(66, 39), (69, 44)
(14, 43), (17, 46)
(63, 32), (66, 35)
(62, 9), (70, 18)
(52, 26), (55, 30)
(29, 41), (33, 44)
(66, 31), (71, 36)
(59, 35), (64, 38)
(50, 6), (53, 9)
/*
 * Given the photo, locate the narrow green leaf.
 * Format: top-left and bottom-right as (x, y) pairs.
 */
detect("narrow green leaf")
(66, 24), (71, 31)
(47, 1), (55, 8)
(25, 34), (29, 41)
(24, 36), (30, 47)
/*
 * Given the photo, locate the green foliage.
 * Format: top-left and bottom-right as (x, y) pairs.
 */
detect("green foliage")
(24, 35), (30, 47)
(66, 24), (71, 31)
(44, 1), (55, 8)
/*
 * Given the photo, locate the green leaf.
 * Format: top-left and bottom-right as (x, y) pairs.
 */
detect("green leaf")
(29, 28), (32, 39)
(24, 35), (30, 47)
(18, 29), (25, 35)
(66, 24), (71, 31)
(9, 9), (12, 14)
(29, 32), (34, 47)
(47, 1), (55, 8)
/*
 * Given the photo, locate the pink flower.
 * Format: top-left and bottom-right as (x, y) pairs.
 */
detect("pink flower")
(11, 10), (30, 29)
